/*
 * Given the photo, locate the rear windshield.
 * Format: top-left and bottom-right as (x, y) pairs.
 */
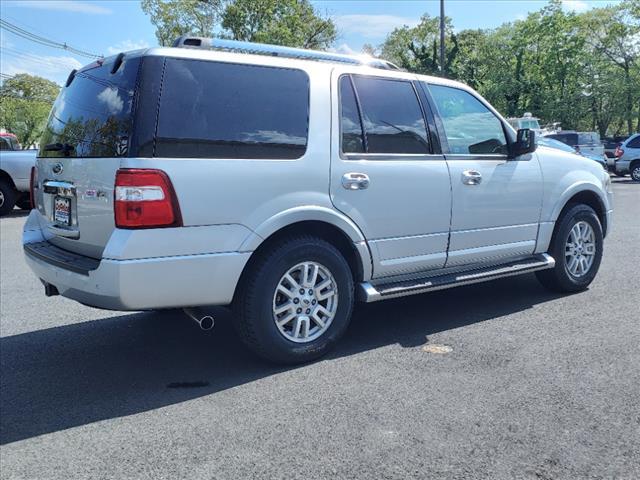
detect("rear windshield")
(0, 136), (20, 150)
(547, 133), (578, 147)
(39, 56), (141, 158)
(578, 132), (600, 145)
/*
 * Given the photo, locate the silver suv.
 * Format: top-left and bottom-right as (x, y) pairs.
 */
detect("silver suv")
(613, 133), (640, 181)
(24, 38), (613, 363)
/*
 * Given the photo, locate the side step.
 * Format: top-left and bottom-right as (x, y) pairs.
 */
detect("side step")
(359, 253), (555, 302)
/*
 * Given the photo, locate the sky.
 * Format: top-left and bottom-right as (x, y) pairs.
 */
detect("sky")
(0, 0), (622, 85)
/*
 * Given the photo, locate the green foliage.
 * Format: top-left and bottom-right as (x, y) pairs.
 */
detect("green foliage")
(141, 0), (224, 46)
(379, 0), (640, 135)
(380, 14), (454, 76)
(141, 0), (336, 49)
(222, 0), (335, 49)
(0, 74), (60, 148)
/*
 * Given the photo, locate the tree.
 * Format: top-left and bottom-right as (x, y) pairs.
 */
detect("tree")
(0, 74), (60, 148)
(380, 14), (455, 76)
(582, 0), (640, 134)
(361, 43), (377, 56)
(221, 0), (335, 49)
(141, 0), (224, 46)
(141, 0), (336, 50)
(377, 0), (639, 135)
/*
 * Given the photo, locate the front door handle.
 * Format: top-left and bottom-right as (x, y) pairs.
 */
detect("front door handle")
(462, 170), (482, 185)
(342, 172), (370, 190)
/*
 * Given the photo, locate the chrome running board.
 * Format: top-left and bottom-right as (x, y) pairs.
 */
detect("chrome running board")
(358, 253), (555, 302)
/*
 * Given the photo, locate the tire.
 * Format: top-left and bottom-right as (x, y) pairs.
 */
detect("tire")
(630, 162), (640, 182)
(536, 204), (603, 293)
(234, 235), (354, 364)
(0, 179), (17, 216)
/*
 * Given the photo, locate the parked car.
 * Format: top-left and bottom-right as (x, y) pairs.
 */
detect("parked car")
(0, 132), (21, 151)
(602, 135), (628, 170)
(543, 131), (605, 159)
(0, 134), (37, 215)
(603, 135), (628, 158)
(613, 133), (640, 181)
(23, 38), (613, 364)
(537, 136), (607, 170)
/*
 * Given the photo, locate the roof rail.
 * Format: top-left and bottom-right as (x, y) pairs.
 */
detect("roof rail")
(172, 36), (400, 71)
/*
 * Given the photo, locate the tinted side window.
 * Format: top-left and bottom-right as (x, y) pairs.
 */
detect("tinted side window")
(339, 76), (365, 153)
(156, 59), (309, 159)
(627, 136), (640, 148)
(351, 76), (429, 154)
(428, 84), (508, 155)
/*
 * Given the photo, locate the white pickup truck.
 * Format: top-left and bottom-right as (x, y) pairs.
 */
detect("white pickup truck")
(0, 135), (37, 215)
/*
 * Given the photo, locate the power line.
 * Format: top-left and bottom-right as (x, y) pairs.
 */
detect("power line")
(0, 19), (102, 59)
(1, 46), (81, 70)
(1, 14), (67, 44)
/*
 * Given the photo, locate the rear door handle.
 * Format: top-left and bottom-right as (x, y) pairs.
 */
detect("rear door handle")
(462, 170), (482, 185)
(342, 172), (370, 190)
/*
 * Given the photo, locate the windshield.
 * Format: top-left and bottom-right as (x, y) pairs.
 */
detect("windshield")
(521, 119), (540, 129)
(39, 55), (141, 158)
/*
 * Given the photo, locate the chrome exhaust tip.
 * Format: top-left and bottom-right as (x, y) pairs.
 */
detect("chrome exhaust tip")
(183, 308), (215, 330)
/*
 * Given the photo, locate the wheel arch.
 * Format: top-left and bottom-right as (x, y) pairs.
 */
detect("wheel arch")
(235, 208), (373, 302)
(551, 186), (608, 237)
(0, 169), (17, 189)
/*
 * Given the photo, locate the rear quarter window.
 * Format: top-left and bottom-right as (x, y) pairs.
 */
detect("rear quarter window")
(155, 58), (309, 159)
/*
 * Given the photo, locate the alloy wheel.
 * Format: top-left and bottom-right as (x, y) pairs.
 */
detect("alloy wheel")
(564, 221), (596, 278)
(272, 261), (338, 343)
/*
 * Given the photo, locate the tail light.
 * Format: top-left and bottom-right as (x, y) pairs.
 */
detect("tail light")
(114, 169), (182, 229)
(29, 166), (37, 209)
(614, 146), (624, 158)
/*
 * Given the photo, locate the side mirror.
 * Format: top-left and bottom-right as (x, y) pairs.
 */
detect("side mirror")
(512, 128), (536, 158)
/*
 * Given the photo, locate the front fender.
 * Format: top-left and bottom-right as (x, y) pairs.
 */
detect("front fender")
(549, 180), (610, 223)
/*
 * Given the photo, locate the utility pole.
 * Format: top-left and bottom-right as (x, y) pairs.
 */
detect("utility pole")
(439, 0), (445, 77)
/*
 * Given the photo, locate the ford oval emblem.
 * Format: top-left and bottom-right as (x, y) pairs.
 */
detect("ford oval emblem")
(52, 163), (64, 175)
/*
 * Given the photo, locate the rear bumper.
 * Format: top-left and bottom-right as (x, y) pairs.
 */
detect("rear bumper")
(23, 211), (251, 311)
(614, 159), (630, 173)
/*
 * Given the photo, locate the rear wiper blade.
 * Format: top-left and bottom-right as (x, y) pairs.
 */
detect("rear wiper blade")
(44, 143), (74, 154)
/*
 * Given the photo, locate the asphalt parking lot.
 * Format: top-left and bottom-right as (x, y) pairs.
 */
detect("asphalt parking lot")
(1, 178), (638, 480)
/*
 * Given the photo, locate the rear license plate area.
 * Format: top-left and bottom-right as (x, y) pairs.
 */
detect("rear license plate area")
(53, 196), (71, 226)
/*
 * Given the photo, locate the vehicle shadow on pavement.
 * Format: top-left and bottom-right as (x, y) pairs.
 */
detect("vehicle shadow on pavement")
(4, 209), (29, 219)
(610, 177), (636, 184)
(0, 274), (563, 445)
